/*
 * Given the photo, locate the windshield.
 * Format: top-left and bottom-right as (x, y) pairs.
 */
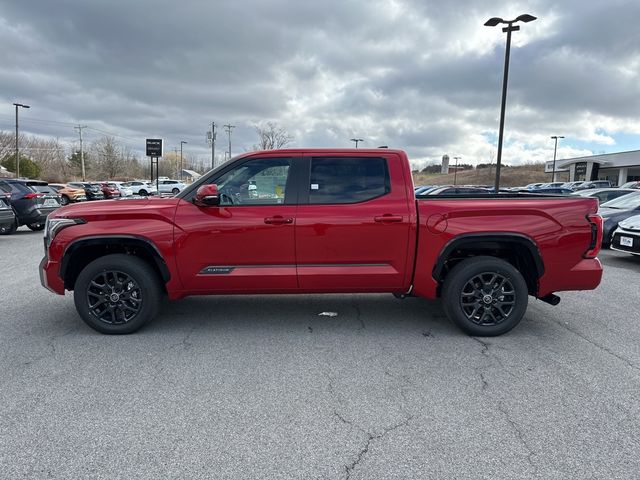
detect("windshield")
(601, 191), (640, 209)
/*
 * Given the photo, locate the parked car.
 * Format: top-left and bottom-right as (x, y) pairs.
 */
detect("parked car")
(538, 182), (566, 188)
(572, 188), (636, 204)
(620, 181), (640, 189)
(41, 148), (603, 336)
(107, 181), (134, 197)
(610, 214), (640, 256)
(67, 182), (105, 201)
(562, 181), (585, 190)
(0, 179), (61, 232)
(415, 185), (441, 195)
(599, 191), (640, 246)
(158, 179), (187, 195)
(122, 181), (158, 196)
(525, 183), (544, 189)
(95, 182), (121, 199)
(575, 180), (612, 190)
(0, 192), (17, 235)
(49, 183), (87, 205)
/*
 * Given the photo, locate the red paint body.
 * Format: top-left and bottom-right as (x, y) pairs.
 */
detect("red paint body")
(41, 149), (602, 301)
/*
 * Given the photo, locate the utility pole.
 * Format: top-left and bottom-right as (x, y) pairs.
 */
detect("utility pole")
(13, 103), (30, 178)
(174, 147), (179, 178)
(550, 135), (564, 182)
(209, 122), (217, 169)
(180, 141), (187, 181)
(74, 125), (87, 181)
(224, 124), (235, 161)
(453, 156), (461, 185)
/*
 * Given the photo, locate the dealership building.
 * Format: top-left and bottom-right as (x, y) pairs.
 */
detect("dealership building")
(545, 150), (640, 186)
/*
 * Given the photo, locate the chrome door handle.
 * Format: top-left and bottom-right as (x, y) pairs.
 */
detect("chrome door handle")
(264, 216), (293, 225)
(374, 215), (403, 223)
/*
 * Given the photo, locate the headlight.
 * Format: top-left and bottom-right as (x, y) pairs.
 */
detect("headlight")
(44, 217), (86, 250)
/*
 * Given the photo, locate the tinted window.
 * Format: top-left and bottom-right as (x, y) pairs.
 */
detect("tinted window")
(215, 157), (291, 205)
(30, 185), (57, 195)
(308, 157), (389, 204)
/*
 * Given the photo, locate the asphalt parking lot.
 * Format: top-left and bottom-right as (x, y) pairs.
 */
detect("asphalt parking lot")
(1, 228), (639, 479)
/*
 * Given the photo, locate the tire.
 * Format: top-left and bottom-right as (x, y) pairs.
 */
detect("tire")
(139, 189), (148, 196)
(73, 254), (162, 334)
(0, 218), (17, 235)
(61, 195), (70, 205)
(441, 256), (528, 336)
(27, 223), (45, 231)
(171, 188), (180, 194)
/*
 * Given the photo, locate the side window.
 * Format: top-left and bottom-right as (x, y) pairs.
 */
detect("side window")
(214, 157), (291, 206)
(308, 157), (389, 204)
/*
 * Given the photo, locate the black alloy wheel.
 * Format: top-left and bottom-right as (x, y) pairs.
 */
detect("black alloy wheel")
(460, 272), (516, 326)
(74, 254), (162, 334)
(442, 256), (528, 336)
(86, 270), (143, 325)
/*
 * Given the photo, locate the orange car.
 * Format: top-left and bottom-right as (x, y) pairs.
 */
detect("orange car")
(49, 183), (87, 205)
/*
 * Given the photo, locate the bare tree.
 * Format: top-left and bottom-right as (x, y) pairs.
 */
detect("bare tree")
(92, 136), (125, 179)
(253, 121), (293, 150)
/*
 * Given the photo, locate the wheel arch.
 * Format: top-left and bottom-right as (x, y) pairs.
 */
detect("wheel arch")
(60, 235), (171, 291)
(432, 233), (544, 296)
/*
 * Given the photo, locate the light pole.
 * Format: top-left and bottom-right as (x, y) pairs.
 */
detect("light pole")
(453, 156), (461, 185)
(180, 141), (187, 181)
(350, 138), (364, 148)
(13, 103), (30, 178)
(550, 135), (564, 182)
(484, 14), (537, 190)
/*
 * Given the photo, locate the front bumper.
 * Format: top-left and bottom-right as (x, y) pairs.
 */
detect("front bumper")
(39, 256), (65, 295)
(611, 228), (640, 256)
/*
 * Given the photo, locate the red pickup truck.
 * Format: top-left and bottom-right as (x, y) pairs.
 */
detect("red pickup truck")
(40, 149), (603, 336)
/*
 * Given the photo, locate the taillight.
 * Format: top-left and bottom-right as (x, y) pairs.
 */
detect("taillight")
(584, 213), (603, 258)
(23, 193), (44, 200)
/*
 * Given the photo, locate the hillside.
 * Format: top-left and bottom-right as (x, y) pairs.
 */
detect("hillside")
(412, 163), (568, 188)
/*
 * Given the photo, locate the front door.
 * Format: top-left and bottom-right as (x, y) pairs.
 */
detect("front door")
(174, 155), (299, 293)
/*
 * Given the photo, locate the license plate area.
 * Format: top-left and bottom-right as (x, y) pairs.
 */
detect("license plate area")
(43, 198), (59, 207)
(620, 236), (633, 247)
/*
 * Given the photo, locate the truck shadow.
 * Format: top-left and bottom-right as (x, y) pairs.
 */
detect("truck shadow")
(151, 294), (453, 337)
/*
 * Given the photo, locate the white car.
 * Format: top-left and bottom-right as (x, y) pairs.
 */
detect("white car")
(123, 181), (158, 196)
(157, 179), (187, 195)
(106, 181), (134, 197)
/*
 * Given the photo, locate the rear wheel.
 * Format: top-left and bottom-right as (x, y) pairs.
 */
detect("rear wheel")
(73, 254), (162, 334)
(0, 218), (17, 235)
(27, 223), (45, 231)
(171, 188), (180, 194)
(139, 189), (148, 196)
(442, 256), (528, 336)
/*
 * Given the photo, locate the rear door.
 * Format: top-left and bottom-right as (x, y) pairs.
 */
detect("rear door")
(294, 153), (413, 291)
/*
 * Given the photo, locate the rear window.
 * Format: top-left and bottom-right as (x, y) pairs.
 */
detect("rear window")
(30, 185), (57, 195)
(308, 157), (389, 204)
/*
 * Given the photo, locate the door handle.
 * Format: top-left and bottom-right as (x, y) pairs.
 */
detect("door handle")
(264, 216), (293, 225)
(374, 215), (403, 223)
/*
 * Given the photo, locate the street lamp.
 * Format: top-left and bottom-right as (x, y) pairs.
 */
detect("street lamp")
(453, 156), (461, 185)
(180, 141), (187, 181)
(550, 135), (564, 182)
(350, 138), (364, 148)
(484, 13), (537, 190)
(13, 103), (30, 178)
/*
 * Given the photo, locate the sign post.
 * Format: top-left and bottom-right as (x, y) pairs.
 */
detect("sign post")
(146, 139), (163, 194)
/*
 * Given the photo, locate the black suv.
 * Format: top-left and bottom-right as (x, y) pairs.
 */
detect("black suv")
(0, 179), (61, 233)
(67, 182), (105, 201)
(0, 191), (16, 234)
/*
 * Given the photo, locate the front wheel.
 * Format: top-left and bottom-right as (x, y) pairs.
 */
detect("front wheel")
(27, 223), (45, 231)
(442, 256), (528, 336)
(73, 254), (162, 334)
(171, 188), (180, 194)
(61, 195), (70, 205)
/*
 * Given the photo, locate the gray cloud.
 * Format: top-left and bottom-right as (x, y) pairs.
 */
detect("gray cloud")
(1, 0), (639, 169)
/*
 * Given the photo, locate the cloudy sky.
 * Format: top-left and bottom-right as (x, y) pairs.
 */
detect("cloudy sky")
(1, 0), (640, 170)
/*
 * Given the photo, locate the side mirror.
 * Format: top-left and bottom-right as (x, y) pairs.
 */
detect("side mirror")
(194, 184), (220, 207)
